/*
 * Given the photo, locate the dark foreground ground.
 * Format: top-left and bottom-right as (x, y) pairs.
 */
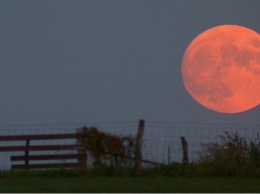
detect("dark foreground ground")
(0, 176), (259, 193)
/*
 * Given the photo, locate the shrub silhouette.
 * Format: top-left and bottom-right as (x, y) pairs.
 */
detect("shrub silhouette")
(198, 132), (260, 176)
(81, 127), (135, 167)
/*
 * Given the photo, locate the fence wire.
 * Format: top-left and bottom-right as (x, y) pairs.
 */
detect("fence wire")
(0, 120), (259, 169)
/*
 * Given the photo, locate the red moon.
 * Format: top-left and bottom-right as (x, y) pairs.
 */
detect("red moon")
(181, 25), (260, 113)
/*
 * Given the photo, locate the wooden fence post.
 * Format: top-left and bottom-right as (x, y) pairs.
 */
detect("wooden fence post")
(76, 127), (87, 168)
(181, 136), (189, 164)
(25, 140), (30, 169)
(134, 119), (145, 175)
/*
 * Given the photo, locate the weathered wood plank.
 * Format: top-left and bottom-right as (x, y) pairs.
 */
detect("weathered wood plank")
(181, 136), (189, 163)
(0, 133), (87, 141)
(11, 154), (80, 161)
(0, 130), (89, 169)
(76, 127), (88, 168)
(12, 163), (79, 169)
(25, 140), (30, 168)
(0, 145), (81, 152)
(134, 119), (145, 175)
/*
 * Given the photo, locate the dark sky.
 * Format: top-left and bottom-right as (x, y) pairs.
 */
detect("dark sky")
(1, 0), (260, 126)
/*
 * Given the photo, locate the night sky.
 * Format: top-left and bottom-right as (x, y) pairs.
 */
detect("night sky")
(1, 0), (260, 126)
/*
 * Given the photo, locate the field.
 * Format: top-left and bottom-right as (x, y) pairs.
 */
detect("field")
(0, 131), (258, 192)
(0, 176), (259, 193)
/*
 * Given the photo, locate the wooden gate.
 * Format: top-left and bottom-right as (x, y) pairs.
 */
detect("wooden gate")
(0, 128), (87, 169)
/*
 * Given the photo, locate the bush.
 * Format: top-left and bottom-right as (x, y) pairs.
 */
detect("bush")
(198, 132), (260, 177)
(81, 127), (135, 167)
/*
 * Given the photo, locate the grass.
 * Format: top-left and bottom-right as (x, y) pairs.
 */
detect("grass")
(0, 163), (258, 193)
(0, 131), (258, 192)
(0, 176), (259, 193)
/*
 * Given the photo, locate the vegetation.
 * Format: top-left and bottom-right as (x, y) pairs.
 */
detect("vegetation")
(0, 131), (259, 192)
(197, 131), (260, 177)
(78, 128), (260, 177)
(11, 130), (255, 178)
(139, 131), (260, 178)
(0, 175), (259, 192)
(81, 127), (135, 167)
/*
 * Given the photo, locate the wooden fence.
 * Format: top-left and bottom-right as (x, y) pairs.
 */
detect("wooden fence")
(0, 130), (87, 169)
(0, 120), (180, 172)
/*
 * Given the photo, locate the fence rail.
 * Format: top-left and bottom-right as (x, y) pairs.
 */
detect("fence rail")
(0, 131), (88, 169)
(0, 119), (258, 171)
(0, 120), (148, 174)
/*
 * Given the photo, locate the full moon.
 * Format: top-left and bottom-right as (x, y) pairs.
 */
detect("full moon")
(181, 25), (260, 113)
